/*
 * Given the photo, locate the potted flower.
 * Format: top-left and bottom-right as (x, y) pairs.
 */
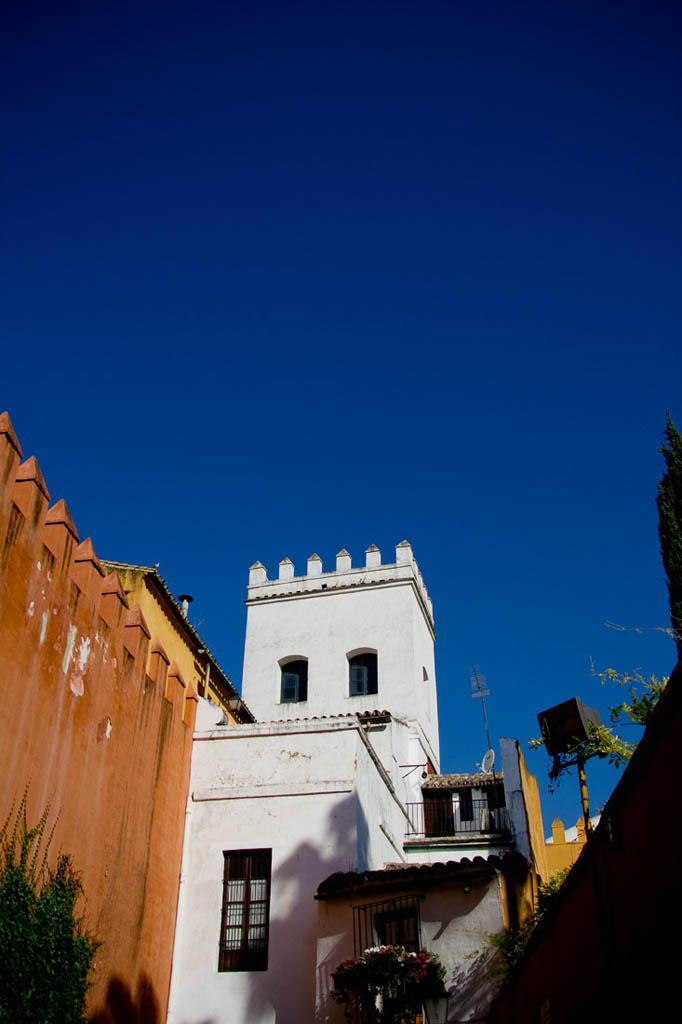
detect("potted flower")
(331, 945), (447, 1024)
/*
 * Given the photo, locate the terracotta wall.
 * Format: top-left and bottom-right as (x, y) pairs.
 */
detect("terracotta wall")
(489, 661), (682, 1024)
(0, 413), (197, 1023)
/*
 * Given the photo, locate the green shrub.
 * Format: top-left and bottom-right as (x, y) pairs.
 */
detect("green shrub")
(0, 795), (98, 1024)
(487, 867), (573, 975)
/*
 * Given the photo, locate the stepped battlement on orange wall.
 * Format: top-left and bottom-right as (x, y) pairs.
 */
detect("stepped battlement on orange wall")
(0, 411), (198, 720)
(0, 410), (198, 1020)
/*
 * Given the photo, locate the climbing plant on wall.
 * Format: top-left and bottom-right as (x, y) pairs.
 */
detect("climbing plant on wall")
(658, 414), (682, 659)
(0, 794), (98, 1024)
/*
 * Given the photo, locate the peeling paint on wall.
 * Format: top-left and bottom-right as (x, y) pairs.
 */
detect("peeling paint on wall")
(0, 413), (198, 1024)
(77, 635), (91, 671)
(62, 624), (77, 674)
(97, 716), (113, 742)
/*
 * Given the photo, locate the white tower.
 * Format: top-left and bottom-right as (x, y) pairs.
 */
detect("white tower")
(241, 540), (440, 769)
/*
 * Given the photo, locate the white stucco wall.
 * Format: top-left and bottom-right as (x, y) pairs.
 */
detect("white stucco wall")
(241, 544), (440, 769)
(168, 544), (516, 1024)
(168, 704), (416, 1024)
(315, 876), (506, 1024)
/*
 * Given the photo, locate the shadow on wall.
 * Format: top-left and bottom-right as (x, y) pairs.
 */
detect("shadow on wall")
(242, 792), (364, 1024)
(90, 974), (216, 1024)
(430, 880), (490, 942)
(448, 946), (505, 1021)
(89, 974), (160, 1024)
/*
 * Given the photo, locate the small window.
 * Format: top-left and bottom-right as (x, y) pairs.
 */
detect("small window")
(422, 666), (429, 681)
(456, 788), (474, 822)
(354, 895), (422, 957)
(375, 907), (420, 952)
(423, 790), (454, 837)
(280, 660), (308, 703)
(219, 849), (272, 972)
(486, 783), (506, 811)
(348, 652), (378, 697)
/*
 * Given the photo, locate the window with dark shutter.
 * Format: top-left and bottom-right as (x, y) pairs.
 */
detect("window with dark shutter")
(456, 788), (474, 822)
(219, 849), (272, 972)
(280, 660), (308, 703)
(423, 790), (454, 836)
(375, 907), (420, 951)
(486, 783), (506, 811)
(353, 895), (422, 957)
(348, 652), (378, 697)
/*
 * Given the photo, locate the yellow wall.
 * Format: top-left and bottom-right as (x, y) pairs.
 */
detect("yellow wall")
(545, 818), (587, 875)
(112, 566), (239, 723)
(516, 744), (550, 884)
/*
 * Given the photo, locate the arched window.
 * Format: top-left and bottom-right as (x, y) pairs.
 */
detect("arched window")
(280, 659), (308, 703)
(348, 651), (378, 697)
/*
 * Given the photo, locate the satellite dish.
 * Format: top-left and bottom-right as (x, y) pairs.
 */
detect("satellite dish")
(481, 749), (495, 773)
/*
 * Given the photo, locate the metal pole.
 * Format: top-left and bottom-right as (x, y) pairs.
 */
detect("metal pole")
(472, 667), (494, 753)
(577, 756), (592, 833)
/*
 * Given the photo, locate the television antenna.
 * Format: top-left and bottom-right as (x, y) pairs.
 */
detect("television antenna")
(481, 748), (495, 773)
(471, 666), (494, 765)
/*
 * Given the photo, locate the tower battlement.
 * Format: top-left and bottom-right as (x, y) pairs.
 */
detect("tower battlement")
(247, 541), (434, 629)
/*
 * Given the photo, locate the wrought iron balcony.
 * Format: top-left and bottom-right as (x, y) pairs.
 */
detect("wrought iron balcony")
(405, 799), (510, 839)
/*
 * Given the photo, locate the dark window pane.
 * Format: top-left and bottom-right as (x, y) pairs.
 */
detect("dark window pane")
(280, 660), (308, 703)
(423, 790), (454, 836)
(354, 896), (422, 958)
(219, 850), (272, 972)
(349, 653), (378, 696)
(457, 789), (474, 821)
(350, 664), (368, 694)
(375, 909), (419, 952)
(281, 672), (299, 702)
(486, 783), (506, 810)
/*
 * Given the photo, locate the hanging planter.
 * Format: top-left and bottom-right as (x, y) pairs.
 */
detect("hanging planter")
(331, 945), (447, 1024)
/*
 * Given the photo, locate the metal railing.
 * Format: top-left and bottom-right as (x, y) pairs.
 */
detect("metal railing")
(405, 799), (510, 839)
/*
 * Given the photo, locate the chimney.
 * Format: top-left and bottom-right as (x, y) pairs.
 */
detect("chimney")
(178, 594), (193, 619)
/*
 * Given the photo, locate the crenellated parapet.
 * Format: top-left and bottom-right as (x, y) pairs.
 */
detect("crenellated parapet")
(0, 411), (206, 1020)
(247, 540), (434, 628)
(0, 411), (198, 729)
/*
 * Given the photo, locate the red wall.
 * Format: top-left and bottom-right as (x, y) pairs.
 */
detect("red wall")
(488, 660), (682, 1024)
(0, 413), (197, 1022)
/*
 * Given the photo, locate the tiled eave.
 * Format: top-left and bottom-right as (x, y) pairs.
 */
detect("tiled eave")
(315, 852), (527, 899)
(101, 559), (255, 722)
(254, 709), (392, 727)
(422, 771), (503, 789)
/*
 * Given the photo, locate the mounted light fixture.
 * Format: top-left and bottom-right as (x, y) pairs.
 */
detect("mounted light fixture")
(536, 697), (602, 756)
(536, 696), (604, 834)
(424, 990), (450, 1024)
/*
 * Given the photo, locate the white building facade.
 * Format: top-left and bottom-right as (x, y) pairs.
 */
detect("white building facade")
(168, 544), (535, 1024)
(241, 540), (439, 767)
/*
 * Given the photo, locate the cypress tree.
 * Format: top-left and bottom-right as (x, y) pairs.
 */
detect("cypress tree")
(657, 414), (682, 660)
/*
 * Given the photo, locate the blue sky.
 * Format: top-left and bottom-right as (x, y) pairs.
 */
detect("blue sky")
(3, 0), (680, 829)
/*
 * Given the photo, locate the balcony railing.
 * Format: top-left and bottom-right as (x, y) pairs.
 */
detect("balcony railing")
(405, 800), (510, 839)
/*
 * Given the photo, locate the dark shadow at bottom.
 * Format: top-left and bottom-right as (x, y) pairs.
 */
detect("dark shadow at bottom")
(89, 973), (160, 1024)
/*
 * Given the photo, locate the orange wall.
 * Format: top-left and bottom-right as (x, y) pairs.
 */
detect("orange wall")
(0, 413), (197, 1021)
